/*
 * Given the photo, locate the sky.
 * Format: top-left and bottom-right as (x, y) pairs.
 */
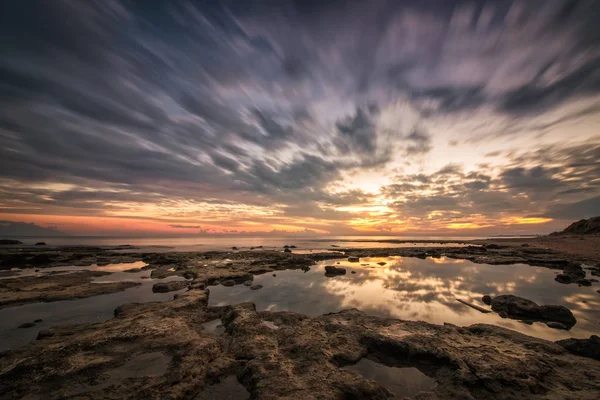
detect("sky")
(0, 0), (599, 237)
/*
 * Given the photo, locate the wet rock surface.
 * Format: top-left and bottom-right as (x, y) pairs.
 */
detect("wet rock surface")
(556, 335), (600, 361)
(1, 295), (599, 399)
(490, 295), (577, 329)
(152, 281), (188, 293)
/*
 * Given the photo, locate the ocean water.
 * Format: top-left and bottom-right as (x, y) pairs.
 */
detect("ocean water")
(1, 235), (492, 252)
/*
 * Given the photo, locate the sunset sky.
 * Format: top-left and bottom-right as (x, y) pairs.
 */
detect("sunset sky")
(1, 0), (599, 237)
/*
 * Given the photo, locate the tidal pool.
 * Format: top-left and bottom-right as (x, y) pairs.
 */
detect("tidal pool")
(208, 256), (600, 341)
(0, 264), (187, 351)
(343, 358), (436, 399)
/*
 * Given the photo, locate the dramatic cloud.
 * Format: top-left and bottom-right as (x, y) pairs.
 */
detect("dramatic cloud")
(0, 0), (599, 235)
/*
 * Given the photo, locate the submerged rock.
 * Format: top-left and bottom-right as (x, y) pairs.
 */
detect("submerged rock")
(324, 266), (346, 276)
(250, 285), (263, 290)
(17, 322), (36, 329)
(490, 295), (576, 328)
(243, 280), (253, 286)
(152, 281), (188, 293)
(348, 256), (360, 262)
(221, 279), (236, 287)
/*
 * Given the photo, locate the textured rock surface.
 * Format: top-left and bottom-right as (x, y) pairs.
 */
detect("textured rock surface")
(1, 293), (599, 399)
(151, 280), (189, 293)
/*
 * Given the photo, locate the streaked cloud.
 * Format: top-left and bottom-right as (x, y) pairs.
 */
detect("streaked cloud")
(0, 0), (599, 235)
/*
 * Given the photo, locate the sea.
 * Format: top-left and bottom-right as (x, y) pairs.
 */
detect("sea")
(1, 235), (531, 253)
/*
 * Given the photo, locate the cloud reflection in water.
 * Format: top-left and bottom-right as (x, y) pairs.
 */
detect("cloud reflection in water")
(208, 256), (600, 341)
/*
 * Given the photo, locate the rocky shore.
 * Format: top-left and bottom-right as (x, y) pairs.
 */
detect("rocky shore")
(0, 235), (599, 399)
(1, 286), (599, 399)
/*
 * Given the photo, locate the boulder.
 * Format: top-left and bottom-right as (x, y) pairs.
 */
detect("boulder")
(491, 295), (539, 319)
(348, 256), (359, 262)
(490, 295), (576, 328)
(152, 281), (189, 293)
(324, 266), (346, 276)
(34, 242), (47, 246)
(284, 248), (292, 253)
(481, 295), (492, 305)
(538, 305), (577, 326)
(556, 335), (600, 361)
(0, 239), (23, 245)
(377, 262), (386, 266)
(221, 280), (236, 287)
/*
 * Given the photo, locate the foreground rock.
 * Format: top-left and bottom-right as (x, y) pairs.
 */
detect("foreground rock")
(0, 271), (140, 309)
(490, 295), (577, 329)
(152, 281), (189, 293)
(1, 293), (599, 399)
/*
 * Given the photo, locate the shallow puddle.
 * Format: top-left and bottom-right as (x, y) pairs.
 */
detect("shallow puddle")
(208, 256), (600, 341)
(343, 358), (436, 398)
(194, 375), (250, 400)
(202, 318), (225, 335)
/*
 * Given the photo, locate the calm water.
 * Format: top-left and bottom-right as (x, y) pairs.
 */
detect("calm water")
(343, 359), (436, 398)
(2, 235), (484, 252)
(1, 256), (598, 353)
(0, 262), (187, 351)
(208, 256), (600, 341)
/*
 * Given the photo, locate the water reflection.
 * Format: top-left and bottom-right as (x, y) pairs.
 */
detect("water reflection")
(0, 265), (186, 351)
(208, 257), (600, 341)
(342, 358), (436, 399)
